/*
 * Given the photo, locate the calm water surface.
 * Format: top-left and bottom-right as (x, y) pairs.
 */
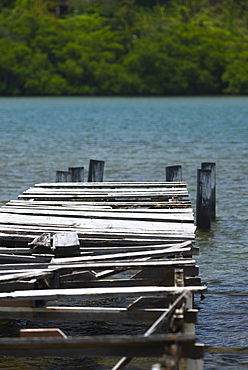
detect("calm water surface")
(0, 97), (247, 369)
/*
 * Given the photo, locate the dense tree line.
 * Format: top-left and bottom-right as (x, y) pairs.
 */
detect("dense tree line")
(0, 0), (248, 95)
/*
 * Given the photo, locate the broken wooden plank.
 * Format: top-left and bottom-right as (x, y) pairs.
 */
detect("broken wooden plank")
(4, 200), (193, 213)
(20, 328), (67, 338)
(0, 241), (197, 259)
(48, 245), (192, 265)
(0, 253), (51, 264)
(0, 269), (53, 283)
(0, 259), (199, 276)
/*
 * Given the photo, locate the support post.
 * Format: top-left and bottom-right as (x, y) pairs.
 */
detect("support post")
(88, 160), (105, 182)
(112, 291), (190, 370)
(165, 165), (182, 182)
(68, 167), (84, 182)
(56, 171), (68, 182)
(196, 169), (212, 230)
(201, 162), (216, 220)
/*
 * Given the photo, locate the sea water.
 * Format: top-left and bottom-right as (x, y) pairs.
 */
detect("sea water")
(0, 96), (247, 369)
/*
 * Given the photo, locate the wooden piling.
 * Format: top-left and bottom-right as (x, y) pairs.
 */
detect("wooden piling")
(56, 171), (68, 182)
(165, 166), (182, 182)
(88, 160), (105, 182)
(68, 167), (84, 182)
(196, 169), (212, 230)
(201, 163), (216, 220)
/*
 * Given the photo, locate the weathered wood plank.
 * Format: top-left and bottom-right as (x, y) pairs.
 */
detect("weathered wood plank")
(0, 241), (197, 257)
(0, 258), (198, 273)
(47, 245), (192, 265)
(0, 207), (194, 222)
(21, 188), (188, 195)
(77, 244), (199, 255)
(0, 233), (195, 250)
(34, 181), (188, 188)
(5, 200), (192, 208)
(0, 226), (195, 240)
(18, 194), (188, 202)
(0, 223), (192, 235)
(0, 285), (206, 302)
(49, 259), (197, 270)
(0, 213), (196, 233)
(5, 200), (193, 212)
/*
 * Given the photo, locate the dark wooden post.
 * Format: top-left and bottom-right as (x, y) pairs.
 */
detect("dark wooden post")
(165, 165), (182, 182)
(201, 162), (216, 220)
(196, 169), (212, 230)
(68, 167), (84, 182)
(56, 171), (68, 182)
(88, 160), (105, 182)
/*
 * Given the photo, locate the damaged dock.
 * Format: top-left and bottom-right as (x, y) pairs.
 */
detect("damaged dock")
(0, 180), (206, 369)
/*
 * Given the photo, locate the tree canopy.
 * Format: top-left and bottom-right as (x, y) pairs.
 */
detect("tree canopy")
(0, 0), (248, 95)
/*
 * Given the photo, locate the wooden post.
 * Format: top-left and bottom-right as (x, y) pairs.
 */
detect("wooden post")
(196, 169), (212, 230)
(165, 166), (182, 182)
(201, 162), (216, 220)
(88, 160), (105, 182)
(68, 167), (84, 182)
(56, 171), (68, 182)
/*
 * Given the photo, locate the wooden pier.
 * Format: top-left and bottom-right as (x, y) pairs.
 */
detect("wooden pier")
(0, 180), (206, 369)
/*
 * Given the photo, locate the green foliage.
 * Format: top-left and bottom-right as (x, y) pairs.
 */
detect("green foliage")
(222, 37), (248, 94)
(0, 0), (247, 95)
(122, 25), (229, 95)
(0, 0), (16, 11)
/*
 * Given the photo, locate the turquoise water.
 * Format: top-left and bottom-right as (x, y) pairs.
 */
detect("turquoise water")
(0, 96), (247, 369)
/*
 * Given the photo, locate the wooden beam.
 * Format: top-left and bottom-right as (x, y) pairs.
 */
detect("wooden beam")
(0, 305), (170, 323)
(0, 333), (196, 358)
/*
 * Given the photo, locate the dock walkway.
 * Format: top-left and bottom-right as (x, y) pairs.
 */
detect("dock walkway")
(0, 181), (205, 369)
